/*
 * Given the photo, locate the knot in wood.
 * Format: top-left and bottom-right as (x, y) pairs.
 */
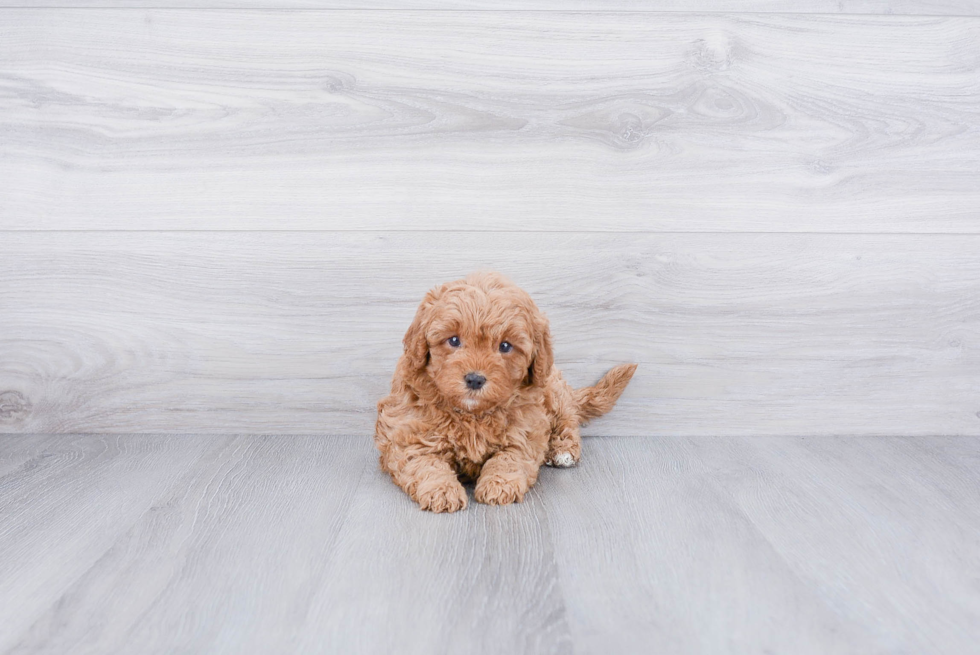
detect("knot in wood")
(0, 390), (32, 423)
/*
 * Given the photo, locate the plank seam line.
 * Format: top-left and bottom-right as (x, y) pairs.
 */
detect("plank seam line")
(4, 230), (980, 236)
(0, 7), (975, 15)
(3, 433), (976, 438)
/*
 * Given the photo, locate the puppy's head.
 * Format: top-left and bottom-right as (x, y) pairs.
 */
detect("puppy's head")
(400, 272), (553, 414)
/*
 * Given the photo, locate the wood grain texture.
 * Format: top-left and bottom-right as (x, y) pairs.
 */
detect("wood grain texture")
(539, 436), (865, 653)
(1, 2), (977, 12)
(2, 434), (979, 653)
(0, 434), (231, 653)
(298, 445), (572, 655)
(1, 231), (978, 436)
(688, 435), (980, 653)
(0, 433), (65, 479)
(540, 435), (980, 654)
(1, 11), (978, 231)
(2, 435), (369, 654)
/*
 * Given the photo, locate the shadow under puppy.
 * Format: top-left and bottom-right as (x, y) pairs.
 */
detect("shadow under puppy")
(375, 272), (636, 513)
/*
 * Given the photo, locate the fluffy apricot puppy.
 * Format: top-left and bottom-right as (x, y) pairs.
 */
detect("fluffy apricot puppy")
(374, 272), (636, 513)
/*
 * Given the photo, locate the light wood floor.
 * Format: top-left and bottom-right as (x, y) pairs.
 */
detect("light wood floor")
(1, 434), (978, 654)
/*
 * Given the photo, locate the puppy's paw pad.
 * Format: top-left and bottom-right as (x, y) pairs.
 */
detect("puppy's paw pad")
(546, 451), (578, 468)
(474, 477), (523, 505)
(416, 482), (468, 513)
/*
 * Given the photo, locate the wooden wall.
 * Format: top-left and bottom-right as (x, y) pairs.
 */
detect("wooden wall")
(1, 4), (978, 435)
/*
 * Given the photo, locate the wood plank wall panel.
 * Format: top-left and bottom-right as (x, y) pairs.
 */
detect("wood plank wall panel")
(1, 232), (977, 436)
(1, 12), (978, 232)
(3, 7), (977, 436)
(1, 2), (977, 12)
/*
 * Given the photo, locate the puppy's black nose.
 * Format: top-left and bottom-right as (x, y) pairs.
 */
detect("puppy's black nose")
(464, 372), (486, 390)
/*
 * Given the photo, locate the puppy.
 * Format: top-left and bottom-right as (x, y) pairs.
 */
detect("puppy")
(374, 272), (636, 513)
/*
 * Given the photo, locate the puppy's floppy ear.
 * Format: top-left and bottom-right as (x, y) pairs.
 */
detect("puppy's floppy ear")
(402, 297), (433, 375)
(527, 309), (554, 388)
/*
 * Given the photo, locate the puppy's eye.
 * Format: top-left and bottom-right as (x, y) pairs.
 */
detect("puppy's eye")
(499, 341), (513, 353)
(448, 336), (461, 348)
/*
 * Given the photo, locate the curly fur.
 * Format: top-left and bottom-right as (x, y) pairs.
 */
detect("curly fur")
(374, 272), (637, 513)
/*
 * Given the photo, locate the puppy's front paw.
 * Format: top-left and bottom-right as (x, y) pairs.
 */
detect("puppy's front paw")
(474, 475), (524, 505)
(415, 480), (468, 513)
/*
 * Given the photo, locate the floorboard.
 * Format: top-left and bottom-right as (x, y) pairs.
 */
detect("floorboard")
(298, 455), (573, 654)
(1, 434), (978, 654)
(2, 435), (366, 654)
(0, 435), (231, 653)
(539, 437), (866, 654)
(688, 436), (980, 653)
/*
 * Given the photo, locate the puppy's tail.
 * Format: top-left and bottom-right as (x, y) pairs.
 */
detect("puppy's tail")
(573, 363), (637, 424)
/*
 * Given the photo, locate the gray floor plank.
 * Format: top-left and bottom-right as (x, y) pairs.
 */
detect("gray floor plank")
(0, 434), (67, 480)
(3, 435), (367, 655)
(539, 437), (868, 653)
(2, 11), (977, 232)
(0, 435), (230, 653)
(542, 435), (980, 653)
(690, 436), (980, 653)
(2, 434), (979, 653)
(298, 446), (572, 655)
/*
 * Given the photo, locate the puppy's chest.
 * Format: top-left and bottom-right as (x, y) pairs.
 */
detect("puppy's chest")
(446, 415), (508, 468)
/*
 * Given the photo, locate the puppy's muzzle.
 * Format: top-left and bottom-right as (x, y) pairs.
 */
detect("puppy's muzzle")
(464, 372), (486, 390)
